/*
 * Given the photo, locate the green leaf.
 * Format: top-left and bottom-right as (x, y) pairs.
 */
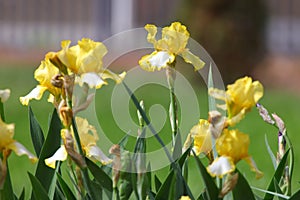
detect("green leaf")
(28, 172), (50, 200)
(34, 109), (62, 194)
(284, 134), (294, 196)
(273, 179), (284, 200)
(263, 148), (290, 200)
(207, 63), (216, 112)
(29, 106), (45, 157)
(18, 188), (25, 200)
(155, 170), (175, 200)
(289, 189), (300, 200)
(172, 130), (182, 160)
(86, 158), (113, 199)
(264, 134), (277, 169)
(56, 173), (76, 200)
(192, 150), (219, 200)
(232, 171), (255, 200)
(147, 163), (152, 191)
(154, 175), (162, 193)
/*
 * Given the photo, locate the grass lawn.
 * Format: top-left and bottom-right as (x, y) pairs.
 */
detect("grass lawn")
(1, 63), (300, 198)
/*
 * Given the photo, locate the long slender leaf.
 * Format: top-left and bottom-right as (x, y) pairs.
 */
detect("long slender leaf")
(33, 109), (62, 195)
(155, 170), (175, 200)
(28, 172), (50, 200)
(0, 101), (4, 121)
(192, 150), (219, 200)
(264, 149), (290, 200)
(172, 130), (182, 160)
(18, 188), (25, 200)
(284, 134), (294, 196)
(86, 158), (113, 198)
(56, 173), (76, 200)
(264, 134), (277, 169)
(289, 189), (300, 200)
(29, 106), (45, 157)
(154, 175), (162, 193)
(232, 171), (255, 200)
(273, 178), (285, 200)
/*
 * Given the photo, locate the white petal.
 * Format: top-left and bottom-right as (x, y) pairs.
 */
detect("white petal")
(85, 145), (112, 165)
(139, 51), (175, 72)
(207, 156), (235, 178)
(7, 142), (37, 163)
(78, 73), (107, 89)
(19, 86), (47, 105)
(0, 89), (11, 103)
(45, 145), (68, 169)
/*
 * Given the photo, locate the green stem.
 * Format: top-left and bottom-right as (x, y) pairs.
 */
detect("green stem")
(166, 65), (178, 147)
(71, 118), (96, 199)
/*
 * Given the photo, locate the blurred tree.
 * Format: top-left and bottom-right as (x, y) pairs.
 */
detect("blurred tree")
(177, 0), (268, 83)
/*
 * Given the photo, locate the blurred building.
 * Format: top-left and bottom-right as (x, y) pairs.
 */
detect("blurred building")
(0, 0), (299, 60)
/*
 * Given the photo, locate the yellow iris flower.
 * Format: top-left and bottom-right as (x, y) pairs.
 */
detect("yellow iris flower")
(183, 119), (212, 156)
(0, 117), (37, 165)
(57, 38), (126, 89)
(139, 22), (205, 71)
(45, 117), (111, 168)
(209, 76), (263, 126)
(207, 129), (263, 178)
(20, 58), (61, 106)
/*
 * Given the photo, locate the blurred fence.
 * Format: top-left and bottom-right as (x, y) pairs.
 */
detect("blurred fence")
(0, 0), (300, 54)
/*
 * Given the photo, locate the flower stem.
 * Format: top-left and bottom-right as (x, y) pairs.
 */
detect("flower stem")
(166, 64), (178, 147)
(71, 118), (96, 199)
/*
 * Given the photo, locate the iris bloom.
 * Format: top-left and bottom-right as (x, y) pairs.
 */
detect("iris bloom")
(183, 119), (212, 155)
(45, 117), (111, 168)
(207, 129), (263, 178)
(209, 76), (263, 126)
(139, 22), (205, 71)
(0, 117), (37, 168)
(20, 58), (61, 106)
(57, 38), (126, 89)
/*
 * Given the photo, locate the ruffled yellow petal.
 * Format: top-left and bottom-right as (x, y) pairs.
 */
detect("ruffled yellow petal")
(45, 145), (68, 169)
(57, 40), (78, 73)
(207, 156), (235, 178)
(189, 119), (212, 155)
(0, 118), (14, 150)
(0, 89), (11, 103)
(145, 24), (158, 45)
(243, 156), (264, 179)
(226, 76), (263, 118)
(76, 38), (107, 74)
(180, 196), (191, 200)
(216, 129), (249, 163)
(7, 142), (37, 163)
(19, 86), (47, 106)
(180, 49), (205, 70)
(161, 22), (189, 54)
(85, 145), (112, 165)
(78, 73), (107, 89)
(139, 51), (175, 72)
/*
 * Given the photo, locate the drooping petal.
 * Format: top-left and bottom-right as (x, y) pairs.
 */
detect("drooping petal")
(243, 156), (264, 179)
(85, 145), (112, 165)
(180, 49), (205, 70)
(78, 72), (107, 89)
(139, 51), (175, 72)
(19, 86), (47, 106)
(100, 70), (126, 84)
(0, 89), (11, 103)
(207, 156), (235, 178)
(7, 142), (37, 163)
(209, 88), (228, 102)
(45, 145), (68, 169)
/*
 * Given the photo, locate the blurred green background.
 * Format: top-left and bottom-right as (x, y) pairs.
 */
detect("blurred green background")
(1, 0), (300, 198)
